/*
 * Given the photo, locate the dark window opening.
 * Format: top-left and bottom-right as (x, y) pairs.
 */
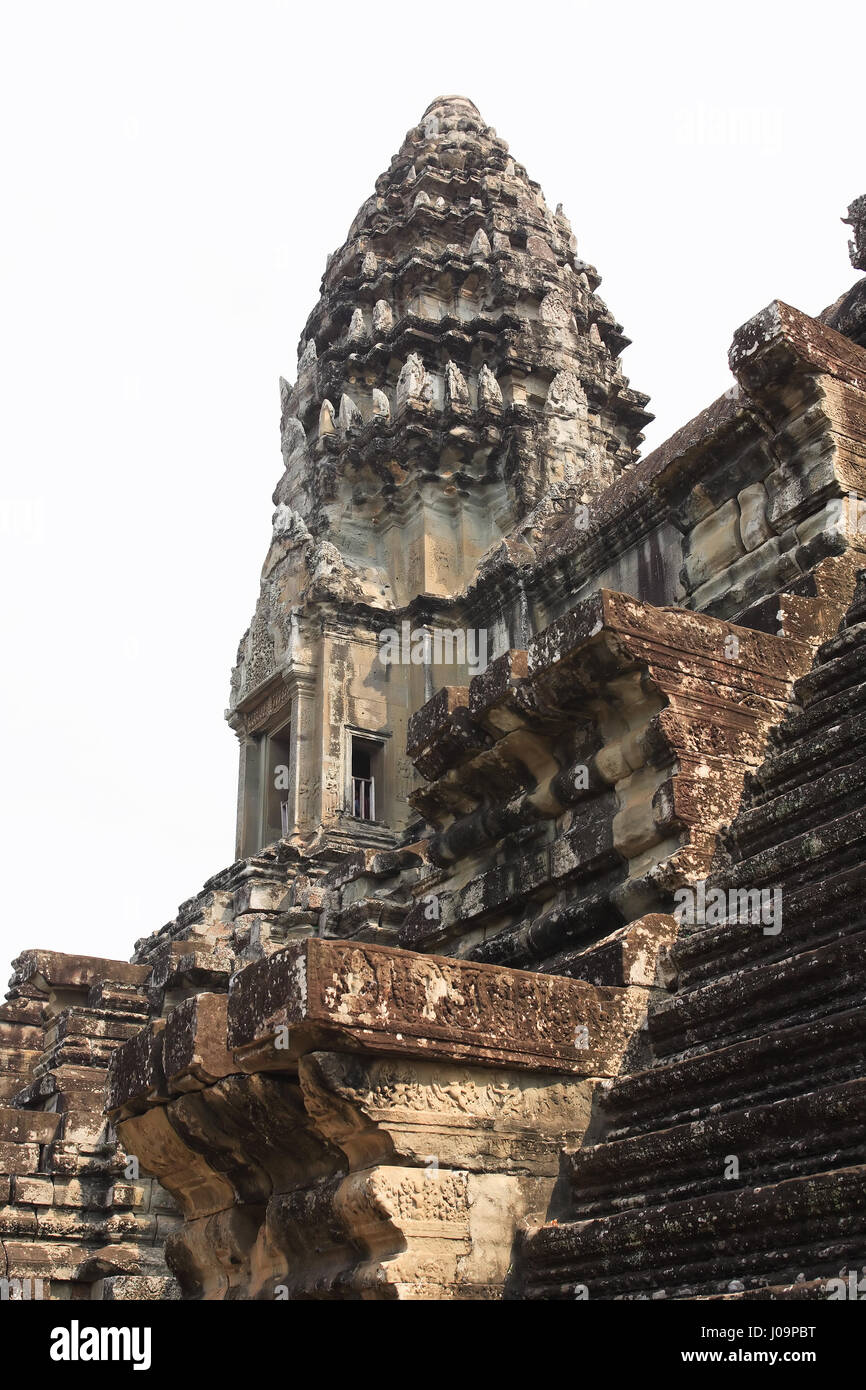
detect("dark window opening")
(351, 736), (382, 821)
(264, 728), (292, 844)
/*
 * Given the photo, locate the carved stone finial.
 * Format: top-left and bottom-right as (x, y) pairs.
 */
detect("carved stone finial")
(347, 308), (367, 342)
(414, 190), (431, 209)
(338, 393), (363, 432)
(298, 339), (317, 371)
(540, 291), (572, 328)
(545, 369), (586, 417)
(361, 250), (378, 278)
(445, 360), (470, 408)
(371, 388), (391, 421)
(372, 299), (393, 336)
(319, 398), (336, 436)
(280, 414), (306, 471)
(396, 352), (433, 412)
(469, 228), (491, 259)
(478, 364), (503, 411)
(844, 195), (866, 272)
(281, 415), (306, 450)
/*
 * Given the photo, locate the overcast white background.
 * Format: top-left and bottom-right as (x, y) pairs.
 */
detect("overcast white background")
(0, 1), (861, 965)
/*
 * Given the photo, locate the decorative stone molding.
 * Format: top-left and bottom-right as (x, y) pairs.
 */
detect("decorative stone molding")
(105, 938), (651, 1298)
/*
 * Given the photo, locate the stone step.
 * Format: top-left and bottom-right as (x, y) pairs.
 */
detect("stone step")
(521, 1164), (866, 1300)
(794, 620), (866, 705)
(666, 859), (866, 995)
(744, 704), (866, 805)
(649, 930), (866, 1059)
(561, 1077), (866, 1218)
(712, 801), (866, 904)
(718, 753), (866, 862)
(601, 1007), (866, 1140)
(771, 675), (866, 756)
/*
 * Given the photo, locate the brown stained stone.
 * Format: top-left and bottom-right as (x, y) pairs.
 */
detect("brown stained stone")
(115, 1105), (237, 1222)
(12, 951), (149, 993)
(225, 938), (648, 1077)
(518, 570), (866, 1298)
(0, 1143), (41, 1175)
(106, 1017), (168, 1118)
(402, 584), (816, 963)
(162, 993), (236, 1094)
(0, 1109), (61, 1144)
(730, 298), (866, 392)
(406, 684), (470, 757)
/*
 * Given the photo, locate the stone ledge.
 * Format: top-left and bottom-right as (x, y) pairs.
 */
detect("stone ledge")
(224, 938), (647, 1077)
(11, 951), (149, 993)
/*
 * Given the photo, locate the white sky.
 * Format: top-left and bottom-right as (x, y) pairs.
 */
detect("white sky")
(0, 1), (862, 967)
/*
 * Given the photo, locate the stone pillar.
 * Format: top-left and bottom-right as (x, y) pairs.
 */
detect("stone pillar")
(232, 726), (262, 860)
(286, 666), (317, 838)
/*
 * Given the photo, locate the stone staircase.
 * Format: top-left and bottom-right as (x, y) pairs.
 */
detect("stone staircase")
(518, 574), (866, 1299)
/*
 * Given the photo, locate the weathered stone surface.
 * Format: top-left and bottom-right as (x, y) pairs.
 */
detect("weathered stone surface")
(224, 938), (646, 1076)
(3, 103), (865, 1302)
(518, 571), (866, 1298)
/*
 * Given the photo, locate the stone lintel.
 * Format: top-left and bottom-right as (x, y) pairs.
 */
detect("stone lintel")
(528, 588), (810, 683)
(225, 938), (645, 1077)
(12, 950), (149, 993)
(730, 298), (866, 392)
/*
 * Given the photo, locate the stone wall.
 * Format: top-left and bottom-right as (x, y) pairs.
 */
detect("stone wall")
(2, 97), (865, 1301)
(106, 938), (654, 1299)
(518, 572), (866, 1299)
(1, 951), (179, 1299)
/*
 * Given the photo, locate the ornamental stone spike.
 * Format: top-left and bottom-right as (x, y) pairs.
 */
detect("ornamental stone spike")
(445, 360), (470, 408)
(318, 397), (336, 436)
(372, 299), (393, 335)
(469, 227), (491, 259)
(347, 308), (366, 342)
(845, 193), (866, 272)
(396, 352), (433, 412)
(478, 363), (503, 411)
(338, 392), (363, 432)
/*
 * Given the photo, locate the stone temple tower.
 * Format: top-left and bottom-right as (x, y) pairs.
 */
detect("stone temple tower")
(4, 96), (866, 1302)
(227, 94), (650, 863)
